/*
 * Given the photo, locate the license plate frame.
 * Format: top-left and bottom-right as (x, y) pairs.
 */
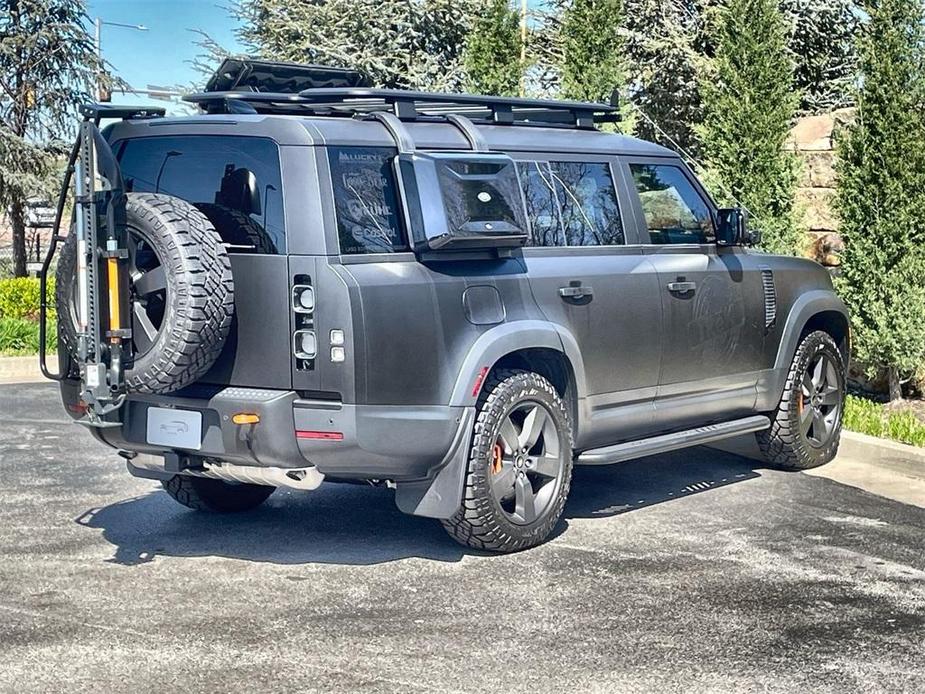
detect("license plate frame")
(145, 407), (203, 450)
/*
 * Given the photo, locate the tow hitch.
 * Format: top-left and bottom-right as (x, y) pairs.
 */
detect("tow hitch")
(39, 104), (163, 426)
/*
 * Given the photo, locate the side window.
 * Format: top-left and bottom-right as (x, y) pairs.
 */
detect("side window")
(629, 163), (715, 245)
(549, 161), (624, 246)
(328, 146), (406, 254)
(516, 161), (564, 247)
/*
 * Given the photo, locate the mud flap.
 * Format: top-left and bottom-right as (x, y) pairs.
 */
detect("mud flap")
(394, 407), (475, 519)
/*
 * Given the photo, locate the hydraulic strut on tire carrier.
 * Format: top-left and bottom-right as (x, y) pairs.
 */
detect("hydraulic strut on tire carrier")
(39, 104), (164, 427)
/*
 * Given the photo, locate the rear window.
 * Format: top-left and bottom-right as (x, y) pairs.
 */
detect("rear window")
(116, 135), (285, 254)
(328, 147), (406, 254)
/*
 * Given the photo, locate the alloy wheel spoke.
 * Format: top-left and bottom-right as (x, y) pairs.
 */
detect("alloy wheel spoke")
(518, 405), (547, 451)
(490, 464), (517, 499)
(812, 358), (825, 389)
(133, 265), (166, 296)
(133, 302), (158, 351)
(801, 374), (815, 398)
(800, 403), (814, 435)
(514, 474), (536, 523)
(532, 454), (560, 478)
(819, 386), (841, 407)
(498, 417), (519, 455)
(812, 408), (827, 441)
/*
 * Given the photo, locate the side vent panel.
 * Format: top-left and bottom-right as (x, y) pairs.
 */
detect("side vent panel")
(760, 266), (777, 330)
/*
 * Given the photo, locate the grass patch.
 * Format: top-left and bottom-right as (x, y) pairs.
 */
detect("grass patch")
(0, 317), (57, 356)
(843, 394), (925, 447)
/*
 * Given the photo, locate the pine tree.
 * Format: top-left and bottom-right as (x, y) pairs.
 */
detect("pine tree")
(233, 0), (476, 92)
(0, 0), (100, 277)
(698, 0), (801, 255)
(623, 0), (713, 157)
(550, 0), (625, 104)
(463, 0), (523, 96)
(781, 0), (860, 114)
(834, 0), (925, 401)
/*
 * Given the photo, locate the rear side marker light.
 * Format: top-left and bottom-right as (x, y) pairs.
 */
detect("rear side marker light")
(330, 329), (345, 346)
(471, 366), (489, 397)
(330, 346), (345, 363)
(232, 413), (260, 425)
(296, 430), (344, 441)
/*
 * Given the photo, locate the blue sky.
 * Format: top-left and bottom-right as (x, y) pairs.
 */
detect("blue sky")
(86, 0), (244, 113)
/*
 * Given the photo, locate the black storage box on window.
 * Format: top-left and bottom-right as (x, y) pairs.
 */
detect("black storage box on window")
(396, 152), (529, 251)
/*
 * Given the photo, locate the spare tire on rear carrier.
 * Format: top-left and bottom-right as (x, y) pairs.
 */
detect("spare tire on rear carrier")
(56, 193), (234, 394)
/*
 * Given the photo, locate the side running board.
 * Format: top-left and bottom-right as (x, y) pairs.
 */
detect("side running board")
(577, 415), (771, 465)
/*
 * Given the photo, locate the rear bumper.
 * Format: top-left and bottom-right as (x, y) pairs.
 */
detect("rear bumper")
(75, 384), (471, 483)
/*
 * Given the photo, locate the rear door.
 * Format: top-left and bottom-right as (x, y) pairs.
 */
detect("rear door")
(621, 157), (766, 428)
(515, 156), (664, 449)
(115, 134), (292, 390)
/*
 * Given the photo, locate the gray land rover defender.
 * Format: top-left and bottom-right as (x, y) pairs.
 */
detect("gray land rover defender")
(42, 60), (849, 552)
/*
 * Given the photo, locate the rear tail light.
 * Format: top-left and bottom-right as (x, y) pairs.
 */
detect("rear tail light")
(292, 275), (315, 371)
(293, 330), (317, 360)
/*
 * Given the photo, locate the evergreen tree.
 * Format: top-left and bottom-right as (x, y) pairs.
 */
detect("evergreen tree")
(834, 0), (925, 401)
(233, 0), (475, 92)
(0, 0), (99, 277)
(781, 0), (860, 114)
(547, 0), (625, 104)
(698, 0), (801, 255)
(623, 0), (713, 157)
(463, 0), (523, 96)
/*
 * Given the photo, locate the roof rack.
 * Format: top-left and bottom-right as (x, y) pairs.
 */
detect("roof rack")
(183, 87), (620, 130)
(204, 58), (370, 94)
(79, 103), (166, 122)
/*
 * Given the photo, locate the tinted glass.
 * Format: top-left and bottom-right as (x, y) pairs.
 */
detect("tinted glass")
(328, 147), (405, 254)
(437, 158), (526, 235)
(630, 163), (715, 244)
(516, 161), (564, 247)
(549, 162), (623, 246)
(117, 135), (285, 254)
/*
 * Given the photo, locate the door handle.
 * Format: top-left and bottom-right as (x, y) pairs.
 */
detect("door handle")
(559, 285), (594, 299)
(667, 281), (697, 294)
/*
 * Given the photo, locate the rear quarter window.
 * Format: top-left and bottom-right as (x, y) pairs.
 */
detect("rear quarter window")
(116, 135), (286, 254)
(328, 147), (406, 254)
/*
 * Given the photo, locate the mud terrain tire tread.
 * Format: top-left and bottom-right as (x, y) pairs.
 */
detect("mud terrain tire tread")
(441, 370), (573, 553)
(756, 330), (845, 471)
(162, 474), (274, 513)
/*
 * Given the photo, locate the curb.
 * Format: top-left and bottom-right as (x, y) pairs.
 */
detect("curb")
(837, 430), (925, 480)
(0, 355), (43, 384)
(710, 430), (925, 481)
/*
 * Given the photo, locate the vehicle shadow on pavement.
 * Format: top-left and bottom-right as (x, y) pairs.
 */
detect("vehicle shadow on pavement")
(76, 447), (762, 567)
(565, 446), (763, 519)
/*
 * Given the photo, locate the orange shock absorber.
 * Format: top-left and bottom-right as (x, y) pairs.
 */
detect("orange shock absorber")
(106, 256), (121, 343)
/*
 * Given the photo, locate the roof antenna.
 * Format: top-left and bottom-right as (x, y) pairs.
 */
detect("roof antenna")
(609, 88), (620, 109)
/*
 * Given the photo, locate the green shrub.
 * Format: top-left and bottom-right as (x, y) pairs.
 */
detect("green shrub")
(0, 317), (57, 356)
(843, 394), (925, 447)
(0, 277), (56, 322)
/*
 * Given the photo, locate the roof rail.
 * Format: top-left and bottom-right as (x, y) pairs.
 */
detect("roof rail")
(183, 87), (620, 130)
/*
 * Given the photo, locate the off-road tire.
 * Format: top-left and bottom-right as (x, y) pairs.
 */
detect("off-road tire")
(57, 193), (234, 394)
(442, 370), (573, 553)
(55, 230), (80, 379)
(124, 194), (233, 393)
(757, 330), (845, 470)
(162, 475), (274, 513)
(193, 203), (278, 254)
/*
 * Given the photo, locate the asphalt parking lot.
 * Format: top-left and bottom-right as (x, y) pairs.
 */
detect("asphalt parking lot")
(1, 382), (923, 693)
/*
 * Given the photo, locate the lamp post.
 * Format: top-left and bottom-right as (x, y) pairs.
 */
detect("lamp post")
(94, 18), (148, 101)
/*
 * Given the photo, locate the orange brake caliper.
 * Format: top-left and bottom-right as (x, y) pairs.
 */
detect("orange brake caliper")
(491, 443), (503, 475)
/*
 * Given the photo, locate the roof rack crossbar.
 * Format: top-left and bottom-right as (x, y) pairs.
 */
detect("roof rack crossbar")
(183, 87), (618, 129)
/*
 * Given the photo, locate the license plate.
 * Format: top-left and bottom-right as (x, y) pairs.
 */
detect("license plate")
(146, 407), (202, 450)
